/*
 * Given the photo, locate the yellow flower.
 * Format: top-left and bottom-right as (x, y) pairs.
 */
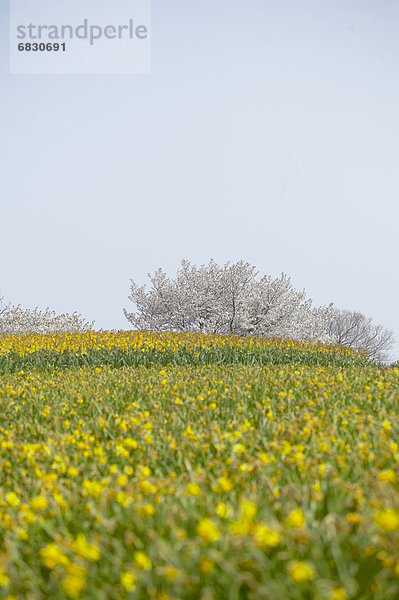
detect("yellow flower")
(216, 502), (228, 518)
(318, 463), (328, 476)
(21, 507), (36, 524)
(232, 443), (245, 454)
(346, 513), (362, 525)
(67, 466), (79, 478)
(53, 493), (67, 512)
(116, 491), (133, 507)
(288, 561), (315, 583)
(124, 437), (138, 450)
(115, 444), (129, 458)
(70, 534), (101, 561)
(241, 500), (257, 520)
(116, 474), (129, 487)
(285, 508), (306, 529)
(66, 563), (87, 578)
(330, 588), (348, 600)
(83, 480), (103, 500)
(120, 571), (137, 592)
(134, 551), (152, 571)
(6, 492), (20, 508)
(139, 466), (151, 478)
(253, 523), (281, 547)
(378, 470), (396, 484)
(197, 519), (220, 544)
(217, 477), (232, 493)
(374, 509), (399, 532)
(143, 503), (155, 516)
(40, 543), (70, 569)
(230, 518), (251, 536)
(183, 426), (198, 441)
(185, 482), (202, 497)
(62, 575), (86, 599)
(138, 480), (156, 495)
(0, 566), (9, 587)
(31, 496), (49, 512)
(17, 527), (28, 540)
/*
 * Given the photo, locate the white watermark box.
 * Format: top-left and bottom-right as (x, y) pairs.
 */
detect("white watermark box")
(10, 0), (151, 74)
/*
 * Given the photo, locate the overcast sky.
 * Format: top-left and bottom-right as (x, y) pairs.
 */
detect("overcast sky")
(1, 0), (398, 360)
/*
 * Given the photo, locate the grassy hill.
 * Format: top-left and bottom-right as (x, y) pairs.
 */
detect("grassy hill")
(0, 332), (398, 599)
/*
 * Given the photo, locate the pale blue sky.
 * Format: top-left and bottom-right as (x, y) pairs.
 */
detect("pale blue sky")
(1, 0), (398, 360)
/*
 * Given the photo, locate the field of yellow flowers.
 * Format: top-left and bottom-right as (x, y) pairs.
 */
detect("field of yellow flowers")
(0, 332), (398, 600)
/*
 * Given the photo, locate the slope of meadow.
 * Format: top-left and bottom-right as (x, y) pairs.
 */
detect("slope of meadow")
(0, 332), (398, 600)
(0, 331), (369, 372)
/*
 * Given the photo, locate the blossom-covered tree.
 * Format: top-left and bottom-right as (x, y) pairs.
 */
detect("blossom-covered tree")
(0, 304), (93, 335)
(124, 260), (394, 362)
(124, 260), (334, 342)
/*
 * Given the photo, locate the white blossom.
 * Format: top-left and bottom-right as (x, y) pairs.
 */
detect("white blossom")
(124, 260), (334, 342)
(0, 304), (93, 335)
(124, 260), (394, 362)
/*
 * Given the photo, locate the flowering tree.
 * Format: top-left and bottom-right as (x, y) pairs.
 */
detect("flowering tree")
(124, 260), (334, 342)
(0, 304), (93, 335)
(327, 308), (394, 363)
(124, 260), (395, 362)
